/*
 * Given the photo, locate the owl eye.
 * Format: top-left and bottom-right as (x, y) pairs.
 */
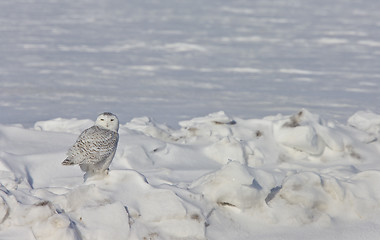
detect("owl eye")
(100, 118), (104, 121)
(110, 119), (114, 121)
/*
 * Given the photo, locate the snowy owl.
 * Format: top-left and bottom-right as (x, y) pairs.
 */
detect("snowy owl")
(62, 112), (119, 180)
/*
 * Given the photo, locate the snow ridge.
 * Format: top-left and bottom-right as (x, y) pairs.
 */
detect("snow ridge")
(1, 110), (380, 239)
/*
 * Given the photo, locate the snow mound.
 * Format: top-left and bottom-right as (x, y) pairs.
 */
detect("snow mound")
(1, 110), (380, 239)
(190, 161), (268, 210)
(34, 118), (94, 134)
(348, 110), (380, 138)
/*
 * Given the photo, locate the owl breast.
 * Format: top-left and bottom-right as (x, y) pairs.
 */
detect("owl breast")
(67, 126), (119, 165)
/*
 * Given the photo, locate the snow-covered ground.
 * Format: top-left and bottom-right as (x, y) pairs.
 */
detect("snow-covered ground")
(1, 0), (380, 126)
(1, 110), (380, 239)
(1, 0), (380, 239)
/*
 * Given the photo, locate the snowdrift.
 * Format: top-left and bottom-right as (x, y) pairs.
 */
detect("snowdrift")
(1, 109), (380, 239)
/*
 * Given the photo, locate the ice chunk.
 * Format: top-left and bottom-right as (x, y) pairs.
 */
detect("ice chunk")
(191, 161), (265, 209)
(34, 118), (94, 134)
(348, 111), (380, 136)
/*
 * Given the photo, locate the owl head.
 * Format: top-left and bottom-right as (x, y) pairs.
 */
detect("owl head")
(95, 112), (119, 132)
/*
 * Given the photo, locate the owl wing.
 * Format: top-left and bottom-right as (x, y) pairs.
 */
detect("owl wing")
(67, 126), (119, 165)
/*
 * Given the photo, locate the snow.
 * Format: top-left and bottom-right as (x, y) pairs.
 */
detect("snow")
(2, 0), (380, 127)
(1, 0), (380, 239)
(1, 110), (380, 239)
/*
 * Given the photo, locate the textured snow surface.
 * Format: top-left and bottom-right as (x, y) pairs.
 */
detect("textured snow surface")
(1, 110), (380, 239)
(1, 0), (380, 126)
(1, 0), (380, 239)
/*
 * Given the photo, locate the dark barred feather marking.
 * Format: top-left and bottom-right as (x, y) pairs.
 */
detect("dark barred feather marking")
(62, 158), (74, 165)
(65, 125), (119, 165)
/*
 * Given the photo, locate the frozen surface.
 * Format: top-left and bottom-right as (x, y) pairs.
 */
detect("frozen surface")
(1, 110), (380, 239)
(1, 0), (380, 126)
(1, 0), (380, 239)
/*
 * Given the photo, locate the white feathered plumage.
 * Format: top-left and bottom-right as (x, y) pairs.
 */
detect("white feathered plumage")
(62, 112), (119, 180)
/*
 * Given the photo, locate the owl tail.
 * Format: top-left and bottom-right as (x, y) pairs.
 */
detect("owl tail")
(62, 158), (75, 165)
